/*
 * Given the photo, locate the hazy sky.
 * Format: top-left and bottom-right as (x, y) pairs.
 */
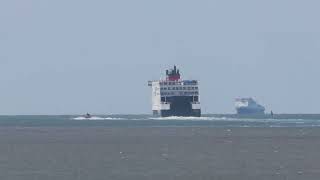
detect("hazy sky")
(1, 0), (320, 114)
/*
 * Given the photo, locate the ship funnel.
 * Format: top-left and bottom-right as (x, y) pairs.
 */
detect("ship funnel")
(166, 65), (181, 81)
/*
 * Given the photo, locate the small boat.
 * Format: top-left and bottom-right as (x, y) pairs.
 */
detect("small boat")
(84, 113), (92, 119)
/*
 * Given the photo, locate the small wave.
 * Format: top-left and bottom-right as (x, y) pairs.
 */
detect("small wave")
(294, 121), (306, 124)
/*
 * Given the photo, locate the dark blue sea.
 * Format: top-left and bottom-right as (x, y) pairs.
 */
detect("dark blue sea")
(1, 114), (320, 127)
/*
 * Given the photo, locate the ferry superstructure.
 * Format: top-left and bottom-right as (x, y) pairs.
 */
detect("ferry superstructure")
(148, 66), (201, 117)
(235, 98), (265, 115)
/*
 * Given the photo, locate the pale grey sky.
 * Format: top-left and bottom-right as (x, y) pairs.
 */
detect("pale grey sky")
(1, 0), (320, 114)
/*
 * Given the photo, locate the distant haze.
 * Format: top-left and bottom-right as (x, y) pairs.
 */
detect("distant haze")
(1, 0), (320, 114)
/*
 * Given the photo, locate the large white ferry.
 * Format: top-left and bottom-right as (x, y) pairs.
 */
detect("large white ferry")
(148, 66), (201, 117)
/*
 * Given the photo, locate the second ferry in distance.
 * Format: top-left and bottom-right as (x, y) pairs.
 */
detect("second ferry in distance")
(235, 98), (265, 115)
(148, 66), (201, 117)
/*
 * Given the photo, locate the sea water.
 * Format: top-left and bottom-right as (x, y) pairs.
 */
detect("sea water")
(1, 114), (320, 180)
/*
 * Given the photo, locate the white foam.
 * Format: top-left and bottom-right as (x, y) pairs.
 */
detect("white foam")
(103, 117), (124, 120)
(73, 116), (105, 120)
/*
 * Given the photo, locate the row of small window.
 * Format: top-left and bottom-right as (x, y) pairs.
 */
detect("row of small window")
(159, 81), (197, 86)
(160, 87), (198, 91)
(160, 82), (181, 86)
(161, 91), (199, 96)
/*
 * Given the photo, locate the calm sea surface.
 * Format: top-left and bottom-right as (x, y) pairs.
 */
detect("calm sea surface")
(0, 114), (320, 127)
(1, 115), (320, 180)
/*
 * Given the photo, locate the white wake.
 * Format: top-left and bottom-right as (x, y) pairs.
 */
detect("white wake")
(149, 116), (229, 121)
(72, 117), (123, 120)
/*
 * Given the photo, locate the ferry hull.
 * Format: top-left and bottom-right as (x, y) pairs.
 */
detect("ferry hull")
(236, 107), (265, 115)
(153, 96), (201, 117)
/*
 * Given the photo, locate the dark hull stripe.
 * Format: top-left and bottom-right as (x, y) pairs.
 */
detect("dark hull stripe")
(236, 108), (265, 115)
(154, 96), (201, 117)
